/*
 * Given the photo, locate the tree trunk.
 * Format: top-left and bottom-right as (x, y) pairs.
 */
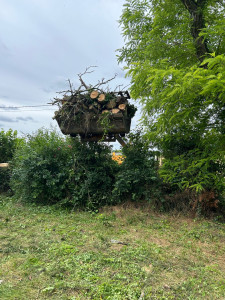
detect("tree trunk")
(180, 0), (209, 62)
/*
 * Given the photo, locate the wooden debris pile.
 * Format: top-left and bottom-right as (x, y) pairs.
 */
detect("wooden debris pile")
(52, 68), (137, 141)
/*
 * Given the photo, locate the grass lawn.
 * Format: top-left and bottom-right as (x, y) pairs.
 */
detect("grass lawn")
(0, 195), (224, 299)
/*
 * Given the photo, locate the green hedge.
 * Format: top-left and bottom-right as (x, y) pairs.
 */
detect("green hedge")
(10, 129), (119, 208)
(9, 128), (160, 209)
(7, 127), (224, 214)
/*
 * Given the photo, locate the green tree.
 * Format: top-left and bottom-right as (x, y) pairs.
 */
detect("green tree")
(118, 0), (225, 199)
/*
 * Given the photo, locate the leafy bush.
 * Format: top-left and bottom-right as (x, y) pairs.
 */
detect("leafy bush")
(0, 168), (10, 193)
(68, 139), (119, 209)
(11, 129), (74, 204)
(8, 127), (224, 215)
(10, 128), (118, 209)
(112, 131), (160, 202)
(10, 128), (162, 209)
(159, 131), (225, 214)
(160, 149), (225, 194)
(0, 129), (20, 192)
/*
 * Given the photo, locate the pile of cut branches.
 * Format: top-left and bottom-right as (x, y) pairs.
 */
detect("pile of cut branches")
(52, 67), (137, 138)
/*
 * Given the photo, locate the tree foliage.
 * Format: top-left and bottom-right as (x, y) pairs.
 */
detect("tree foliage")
(0, 129), (19, 163)
(118, 0), (225, 67)
(0, 129), (21, 192)
(118, 0), (225, 198)
(112, 130), (159, 202)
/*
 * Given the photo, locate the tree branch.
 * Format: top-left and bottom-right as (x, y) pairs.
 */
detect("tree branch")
(78, 66), (97, 89)
(67, 79), (74, 95)
(93, 74), (117, 89)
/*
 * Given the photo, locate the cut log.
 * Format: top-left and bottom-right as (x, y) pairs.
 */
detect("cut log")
(111, 108), (120, 114)
(116, 96), (125, 105)
(102, 110), (109, 114)
(118, 103), (126, 111)
(0, 163), (9, 168)
(98, 93), (106, 102)
(116, 96), (128, 106)
(106, 99), (116, 109)
(90, 90), (99, 99)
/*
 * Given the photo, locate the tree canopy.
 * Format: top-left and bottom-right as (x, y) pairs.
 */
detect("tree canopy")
(119, 0), (225, 67)
(118, 0), (225, 194)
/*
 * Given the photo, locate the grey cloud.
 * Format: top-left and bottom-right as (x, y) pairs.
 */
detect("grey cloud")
(43, 78), (81, 94)
(0, 115), (34, 124)
(0, 116), (17, 123)
(0, 0), (127, 135)
(16, 116), (33, 122)
(0, 40), (10, 56)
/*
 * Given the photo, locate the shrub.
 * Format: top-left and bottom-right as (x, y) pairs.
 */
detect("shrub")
(159, 131), (225, 214)
(0, 129), (20, 192)
(10, 128), (118, 209)
(112, 131), (160, 203)
(67, 139), (119, 209)
(11, 129), (74, 204)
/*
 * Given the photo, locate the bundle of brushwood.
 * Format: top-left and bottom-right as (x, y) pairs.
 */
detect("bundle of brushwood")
(52, 67), (137, 142)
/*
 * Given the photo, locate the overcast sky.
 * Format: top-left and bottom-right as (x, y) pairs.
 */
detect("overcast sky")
(0, 0), (140, 141)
